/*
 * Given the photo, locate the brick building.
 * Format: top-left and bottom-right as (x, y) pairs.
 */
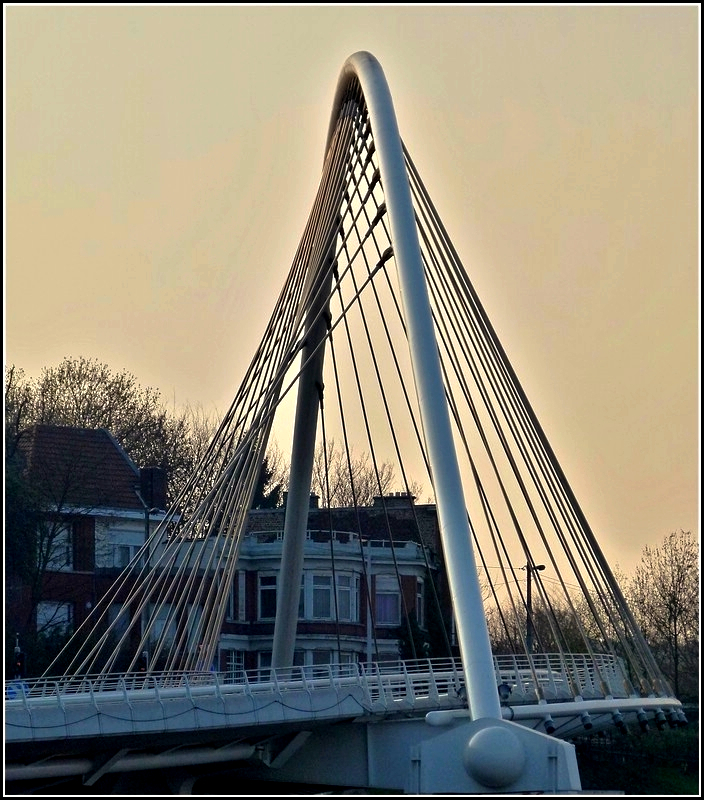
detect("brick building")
(7, 426), (452, 677)
(6, 425), (167, 651)
(218, 492), (450, 676)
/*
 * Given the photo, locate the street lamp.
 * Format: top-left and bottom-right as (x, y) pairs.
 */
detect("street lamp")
(144, 507), (164, 569)
(141, 507), (163, 671)
(521, 562), (545, 654)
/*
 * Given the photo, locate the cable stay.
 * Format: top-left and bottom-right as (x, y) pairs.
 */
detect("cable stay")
(41, 51), (679, 743)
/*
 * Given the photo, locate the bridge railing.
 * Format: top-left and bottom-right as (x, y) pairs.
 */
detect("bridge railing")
(4, 670), (220, 700)
(5, 652), (630, 704)
(357, 657), (463, 707)
(7, 653), (682, 748)
(493, 652), (632, 700)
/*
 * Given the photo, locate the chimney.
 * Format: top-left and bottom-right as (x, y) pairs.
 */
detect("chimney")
(140, 466), (167, 510)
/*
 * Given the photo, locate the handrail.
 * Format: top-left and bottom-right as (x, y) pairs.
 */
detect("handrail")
(6, 653), (639, 705)
(6, 653), (686, 753)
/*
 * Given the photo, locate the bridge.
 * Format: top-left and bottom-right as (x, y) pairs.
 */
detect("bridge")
(5, 52), (686, 794)
(5, 655), (686, 792)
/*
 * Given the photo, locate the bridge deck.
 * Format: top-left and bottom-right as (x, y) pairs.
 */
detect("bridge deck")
(6, 654), (684, 748)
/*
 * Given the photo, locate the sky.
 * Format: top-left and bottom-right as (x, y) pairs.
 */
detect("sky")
(4, 5), (700, 576)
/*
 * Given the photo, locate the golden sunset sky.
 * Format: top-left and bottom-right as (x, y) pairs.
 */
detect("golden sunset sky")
(5, 5), (699, 574)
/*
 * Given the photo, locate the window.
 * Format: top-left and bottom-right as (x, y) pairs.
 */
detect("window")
(312, 575), (333, 619)
(239, 573), (247, 621)
(224, 649), (245, 682)
(301, 572), (360, 621)
(37, 601), (73, 635)
(337, 575), (352, 620)
(312, 649), (333, 665)
(257, 651), (272, 677)
(149, 603), (177, 647)
(46, 525), (73, 572)
(375, 575), (401, 626)
(336, 574), (360, 622)
(226, 573), (244, 622)
(115, 544), (141, 569)
(307, 649), (332, 677)
(226, 578), (235, 621)
(186, 604), (203, 651)
(288, 649), (360, 678)
(375, 652), (400, 664)
(258, 575), (277, 619)
(108, 603), (129, 640)
(94, 525), (144, 570)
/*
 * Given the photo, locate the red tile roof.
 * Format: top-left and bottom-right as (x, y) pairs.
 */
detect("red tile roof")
(18, 425), (144, 512)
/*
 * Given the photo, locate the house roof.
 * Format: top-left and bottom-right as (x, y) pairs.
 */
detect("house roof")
(17, 425), (145, 512)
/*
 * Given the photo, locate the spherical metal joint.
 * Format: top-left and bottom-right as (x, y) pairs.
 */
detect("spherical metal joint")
(462, 724), (526, 788)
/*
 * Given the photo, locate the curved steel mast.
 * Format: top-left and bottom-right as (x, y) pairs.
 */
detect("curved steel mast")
(273, 51), (500, 721)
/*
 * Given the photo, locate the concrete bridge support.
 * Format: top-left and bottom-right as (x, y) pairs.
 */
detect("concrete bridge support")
(240, 715), (582, 794)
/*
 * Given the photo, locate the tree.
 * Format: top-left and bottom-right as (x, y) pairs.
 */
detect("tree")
(4, 358), (219, 505)
(396, 596), (451, 662)
(6, 359), (166, 454)
(4, 366), (34, 459)
(5, 359), (221, 675)
(5, 433), (109, 675)
(157, 401), (221, 507)
(311, 438), (397, 507)
(4, 449), (42, 589)
(626, 530), (699, 700)
(251, 455), (284, 509)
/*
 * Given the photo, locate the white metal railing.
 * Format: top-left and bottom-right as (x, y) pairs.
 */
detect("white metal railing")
(242, 530), (422, 552)
(245, 529), (362, 545)
(493, 652), (632, 699)
(5, 653), (631, 704)
(6, 653), (685, 750)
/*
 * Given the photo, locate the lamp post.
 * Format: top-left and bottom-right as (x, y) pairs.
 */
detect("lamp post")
(521, 562), (545, 654)
(141, 507), (163, 674)
(144, 507), (163, 569)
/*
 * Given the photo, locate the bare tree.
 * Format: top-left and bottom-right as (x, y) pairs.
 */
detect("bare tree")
(311, 438), (396, 507)
(5, 431), (131, 674)
(258, 437), (422, 509)
(263, 438), (290, 500)
(626, 530), (699, 699)
(4, 358), (219, 505)
(10, 357), (166, 452)
(4, 366), (34, 458)
(160, 402), (220, 506)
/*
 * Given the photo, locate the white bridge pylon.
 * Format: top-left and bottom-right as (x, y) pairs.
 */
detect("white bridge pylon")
(8, 52), (686, 794)
(273, 51), (500, 725)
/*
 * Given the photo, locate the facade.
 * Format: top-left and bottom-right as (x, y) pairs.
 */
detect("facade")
(218, 493), (448, 677)
(8, 425), (451, 677)
(6, 425), (167, 652)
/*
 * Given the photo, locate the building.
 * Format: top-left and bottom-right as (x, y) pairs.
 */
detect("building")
(218, 492), (450, 677)
(6, 425), (167, 655)
(7, 425), (452, 677)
